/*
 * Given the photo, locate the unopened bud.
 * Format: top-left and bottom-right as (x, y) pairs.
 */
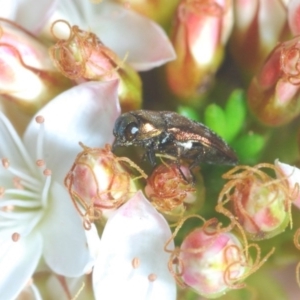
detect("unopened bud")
(145, 163), (197, 214)
(179, 226), (248, 298)
(50, 21), (142, 111)
(166, 0), (233, 100)
(0, 19), (72, 115)
(219, 164), (292, 240)
(248, 36), (300, 126)
(65, 144), (146, 227)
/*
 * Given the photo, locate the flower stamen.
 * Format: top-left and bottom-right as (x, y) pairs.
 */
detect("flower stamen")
(131, 257), (140, 269)
(148, 274), (157, 282)
(11, 232), (20, 242)
(2, 158), (9, 168)
(13, 177), (24, 189)
(35, 115), (45, 162)
(41, 170), (52, 207)
(2, 164), (41, 192)
(36, 159), (45, 167)
(0, 187), (4, 197)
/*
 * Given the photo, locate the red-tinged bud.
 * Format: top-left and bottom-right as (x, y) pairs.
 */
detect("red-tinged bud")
(144, 163), (199, 215)
(248, 37), (300, 126)
(49, 21), (142, 111)
(64, 144), (147, 229)
(218, 164), (293, 240)
(166, 0), (233, 100)
(231, 0), (289, 81)
(178, 226), (248, 298)
(288, 0), (300, 36)
(0, 19), (72, 115)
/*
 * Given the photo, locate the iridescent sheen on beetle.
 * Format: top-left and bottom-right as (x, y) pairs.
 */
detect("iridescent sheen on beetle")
(112, 110), (238, 168)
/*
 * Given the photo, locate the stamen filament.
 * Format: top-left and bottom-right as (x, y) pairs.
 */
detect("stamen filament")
(41, 174), (52, 207)
(21, 211), (44, 236)
(0, 200), (41, 208)
(36, 117), (45, 162)
(3, 188), (40, 198)
(0, 210), (40, 220)
(0, 114), (37, 174)
(5, 166), (41, 191)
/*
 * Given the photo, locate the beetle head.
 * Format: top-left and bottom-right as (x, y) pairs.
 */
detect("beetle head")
(112, 113), (140, 149)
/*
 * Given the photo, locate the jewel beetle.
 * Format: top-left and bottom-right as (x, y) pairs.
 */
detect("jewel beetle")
(112, 110), (238, 168)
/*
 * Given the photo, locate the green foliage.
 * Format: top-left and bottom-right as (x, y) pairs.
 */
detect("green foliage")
(203, 89), (247, 143)
(202, 89), (266, 165)
(232, 133), (265, 164)
(224, 90), (247, 142)
(177, 106), (201, 122)
(204, 103), (227, 139)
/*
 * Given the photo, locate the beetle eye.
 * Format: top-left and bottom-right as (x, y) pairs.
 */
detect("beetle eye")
(125, 123), (139, 140)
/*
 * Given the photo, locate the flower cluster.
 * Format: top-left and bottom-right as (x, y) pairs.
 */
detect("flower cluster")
(1, 0), (300, 299)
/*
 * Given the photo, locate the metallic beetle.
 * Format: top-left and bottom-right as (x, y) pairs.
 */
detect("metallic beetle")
(112, 110), (238, 168)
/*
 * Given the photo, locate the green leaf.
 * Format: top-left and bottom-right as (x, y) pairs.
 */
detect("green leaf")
(177, 106), (201, 122)
(224, 89), (247, 142)
(204, 104), (227, 139)
(232, 133), (265, 164)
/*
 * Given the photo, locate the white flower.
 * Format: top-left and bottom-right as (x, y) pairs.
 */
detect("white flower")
(0, 0), (175, 71)
(93, 190), (176, 300)
(0, 0), (57, 35)
(0, 80), (120, 299)
(275, 159), (300, 209)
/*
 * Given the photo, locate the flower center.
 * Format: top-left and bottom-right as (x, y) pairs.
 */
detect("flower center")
(0, 115), (52, 239)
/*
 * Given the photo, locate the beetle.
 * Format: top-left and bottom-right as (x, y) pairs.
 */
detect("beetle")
(112, 110), (238, 169)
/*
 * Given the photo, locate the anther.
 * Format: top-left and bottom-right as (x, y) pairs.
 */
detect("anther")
(13, 177), (24, 189)
(132, 257), (140, 269)
(0, 187), (4, 197)
(148, 273), (157, 282)
(2, 158), (9, 169)
(43, 169), (52, 176)
(35, 115), (45, 124)
(36, 159), (45, 167)
(12, 232), (20, 242)
(2, 205), (13, 212)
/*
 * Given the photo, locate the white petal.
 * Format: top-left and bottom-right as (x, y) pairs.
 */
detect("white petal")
(0, 231), (42, 300)
(92, 2), (176, 71)
(0, 0), (58, 34)
(40, 182), (96, 276)
(86, 223), (101, 262)
(48, 1), (175, 71)
(23, 80), (120, 183)
(0, 111), (35, 174)
(0, 0), (18, 20)
(275, 159), (300, 208)
(93, 190), (176, 300)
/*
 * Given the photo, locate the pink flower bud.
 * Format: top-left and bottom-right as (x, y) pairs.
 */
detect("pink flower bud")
(288, 0), (300, 36)
(179, 226), (247, 298)
(248, 36), (300, 126)
(166, 0), (233, 100)
(231, 0), (289, 80)
(145, 163), (197, 214)
(65, 144), (147, 229)
(0, 19), (72, 114)
(219, 164), (292, 240)
(49, 21), (142, 111)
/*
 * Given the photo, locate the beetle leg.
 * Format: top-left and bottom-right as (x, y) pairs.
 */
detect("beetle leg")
(146, 148), (157, 166)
